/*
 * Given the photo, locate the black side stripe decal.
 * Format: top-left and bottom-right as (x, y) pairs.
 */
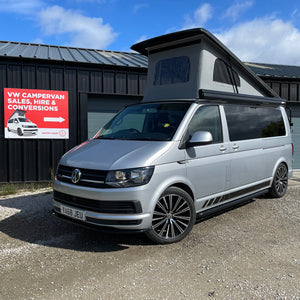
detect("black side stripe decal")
(202, 181), (271, 209)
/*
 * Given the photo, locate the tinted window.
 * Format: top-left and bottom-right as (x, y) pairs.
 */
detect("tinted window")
(186, 105), (223, 143)
(258, 108), (286, 137)
(224, 105), (285, 141)
(213, 58), (240, 87)
(154, 56), (190, 85)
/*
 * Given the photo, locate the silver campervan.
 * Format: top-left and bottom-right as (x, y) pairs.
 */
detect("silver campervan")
(53, 29), (293, 244)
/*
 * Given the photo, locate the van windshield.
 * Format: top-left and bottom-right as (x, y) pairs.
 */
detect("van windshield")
(19, 118), (30, 122)
(96, 102), (191, 141)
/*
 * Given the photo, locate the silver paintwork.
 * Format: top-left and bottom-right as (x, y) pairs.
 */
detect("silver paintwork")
(53, 103), (293, 231)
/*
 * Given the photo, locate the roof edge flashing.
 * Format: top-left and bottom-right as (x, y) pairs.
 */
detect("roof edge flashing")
(131, 28), (207, 56)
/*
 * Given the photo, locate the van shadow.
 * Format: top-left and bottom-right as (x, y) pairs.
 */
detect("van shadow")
(0, 191), (152, 253)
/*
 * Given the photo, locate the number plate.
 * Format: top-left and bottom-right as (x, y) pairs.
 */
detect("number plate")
(60, 205), (86, 221)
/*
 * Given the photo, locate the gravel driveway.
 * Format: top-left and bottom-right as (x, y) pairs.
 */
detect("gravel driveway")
(0, 182), (299, 299)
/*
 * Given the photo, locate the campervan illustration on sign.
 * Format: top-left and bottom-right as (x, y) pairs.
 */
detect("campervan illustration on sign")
(4, 88), (69, 139)
(7, 109), (38, 136)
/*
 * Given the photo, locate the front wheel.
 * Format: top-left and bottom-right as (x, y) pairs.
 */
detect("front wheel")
(17, 128), (23, 136)
(268, 163), (288, 198)
(146, 187), (195, 244)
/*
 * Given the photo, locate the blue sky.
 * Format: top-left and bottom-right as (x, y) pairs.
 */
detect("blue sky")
(1, 0), (300, 65)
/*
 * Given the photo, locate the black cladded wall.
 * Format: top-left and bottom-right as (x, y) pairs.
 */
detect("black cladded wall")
(0, 58), (147, 182)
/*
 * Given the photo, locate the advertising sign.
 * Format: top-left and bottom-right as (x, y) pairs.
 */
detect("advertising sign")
(4, 88), (69, 139)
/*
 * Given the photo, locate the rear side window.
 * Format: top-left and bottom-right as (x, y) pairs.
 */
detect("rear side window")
(224, 105), (286, 141)
(213, 58), (240, 87)
(154, 56), (190, 85)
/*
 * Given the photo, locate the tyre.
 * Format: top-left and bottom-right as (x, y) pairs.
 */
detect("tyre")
(268, 163), (288, 198)
(146, 187), (196, 244)
(17, 128), (23, 136)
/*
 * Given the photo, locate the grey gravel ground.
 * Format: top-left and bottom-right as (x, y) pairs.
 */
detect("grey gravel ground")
(0, 176), (299, 300)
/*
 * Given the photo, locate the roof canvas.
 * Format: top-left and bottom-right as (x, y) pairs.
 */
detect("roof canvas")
(131, 28), (280, 102)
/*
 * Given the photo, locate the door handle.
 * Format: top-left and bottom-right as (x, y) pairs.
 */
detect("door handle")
(232, 144), (239, 150)
(219, 146), (227, 152)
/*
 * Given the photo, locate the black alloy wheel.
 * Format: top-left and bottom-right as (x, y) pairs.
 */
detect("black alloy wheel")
(146, 187), (195, 244)
(269, 163), (288, 198)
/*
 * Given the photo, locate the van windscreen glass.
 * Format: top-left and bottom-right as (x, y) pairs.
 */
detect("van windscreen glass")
(96, 102), (191, 141)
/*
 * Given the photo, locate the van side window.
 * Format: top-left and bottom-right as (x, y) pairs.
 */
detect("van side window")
(224, 105), (286, 141)
(213, 58), (240, 87)
(186, 106), (223, 143)
(257, 107), (286, 137)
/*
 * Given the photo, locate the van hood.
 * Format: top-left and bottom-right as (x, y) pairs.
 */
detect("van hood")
(60, 139), (177, 170)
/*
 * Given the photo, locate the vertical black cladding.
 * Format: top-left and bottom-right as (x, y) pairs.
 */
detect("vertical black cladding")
(0, 58), (147, 182)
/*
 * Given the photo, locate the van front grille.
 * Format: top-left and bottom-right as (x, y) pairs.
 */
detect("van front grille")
(57, 164), (108, 188)
(54, 190), (142, 214)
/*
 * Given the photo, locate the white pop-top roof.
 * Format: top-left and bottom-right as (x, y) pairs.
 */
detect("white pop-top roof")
(131, 28), (279, 102)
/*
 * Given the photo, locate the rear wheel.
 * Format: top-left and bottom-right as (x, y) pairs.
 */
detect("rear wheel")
(269, 163), (288, 198)
(146, 187), (195, 244)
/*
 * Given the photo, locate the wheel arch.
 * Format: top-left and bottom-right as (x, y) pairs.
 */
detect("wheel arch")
(171, 182), (194, 201)
(271, 159), (289, 183)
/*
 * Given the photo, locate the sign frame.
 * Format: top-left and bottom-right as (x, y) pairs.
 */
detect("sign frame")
(4, 88), (69, 139)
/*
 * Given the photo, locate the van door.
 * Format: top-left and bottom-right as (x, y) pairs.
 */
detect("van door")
(184, 105), (230, 210)
(223, 105), (266, 190)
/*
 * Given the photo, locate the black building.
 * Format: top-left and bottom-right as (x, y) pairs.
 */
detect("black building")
(0, 41), (147, 182)
(0, 41), (299, 183)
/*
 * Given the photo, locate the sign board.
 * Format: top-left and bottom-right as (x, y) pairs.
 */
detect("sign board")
(4, 88), (69, 139)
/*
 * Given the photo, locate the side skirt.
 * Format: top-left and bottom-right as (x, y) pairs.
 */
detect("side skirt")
(196, 188), (268, 220)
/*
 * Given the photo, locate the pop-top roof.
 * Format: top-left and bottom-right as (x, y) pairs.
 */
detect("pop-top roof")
(0, 40), (148, 68)
(131, 28), (279, 101)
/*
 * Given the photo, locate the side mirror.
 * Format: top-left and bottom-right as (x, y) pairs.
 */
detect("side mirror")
(186, 131), (213, 148)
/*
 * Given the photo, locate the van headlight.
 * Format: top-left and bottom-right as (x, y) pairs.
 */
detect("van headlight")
(105, 166), (154, 188)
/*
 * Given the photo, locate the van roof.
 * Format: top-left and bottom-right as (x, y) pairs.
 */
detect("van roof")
(131, 28), (280, 102)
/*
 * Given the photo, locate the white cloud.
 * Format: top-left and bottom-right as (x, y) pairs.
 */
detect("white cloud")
(215, 17), (300, 65)
(0, 0), (43, 14)
(133, 35), (148, 44)
(37, 5), (117, 49)
(31, 38), (44, 44)
(223, 1), (253, 22)
(133, 3), (149, 14)
(182, 3), (213, 29)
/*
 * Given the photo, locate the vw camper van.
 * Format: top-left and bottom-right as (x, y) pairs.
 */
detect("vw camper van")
(7, 109), (38, 136)
(53, 29), (293, 244)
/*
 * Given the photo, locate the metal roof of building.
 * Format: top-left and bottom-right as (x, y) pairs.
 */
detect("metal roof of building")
(0, 40), (148, 68)
(245, 62), (300, 79)
(1, 41), (300, 79)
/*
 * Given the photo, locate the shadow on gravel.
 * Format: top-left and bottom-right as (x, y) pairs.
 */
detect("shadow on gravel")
(0, 192), (153, 253)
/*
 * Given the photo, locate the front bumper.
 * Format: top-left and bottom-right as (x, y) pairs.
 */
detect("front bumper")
(23, 128), (38, 133)
(51, 210), (149, 234)
(53, 179), (154, 231)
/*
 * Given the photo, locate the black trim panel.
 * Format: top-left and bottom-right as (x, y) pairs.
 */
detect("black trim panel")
(54, 190), (143, 214)
(199, 89), (285, 106)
